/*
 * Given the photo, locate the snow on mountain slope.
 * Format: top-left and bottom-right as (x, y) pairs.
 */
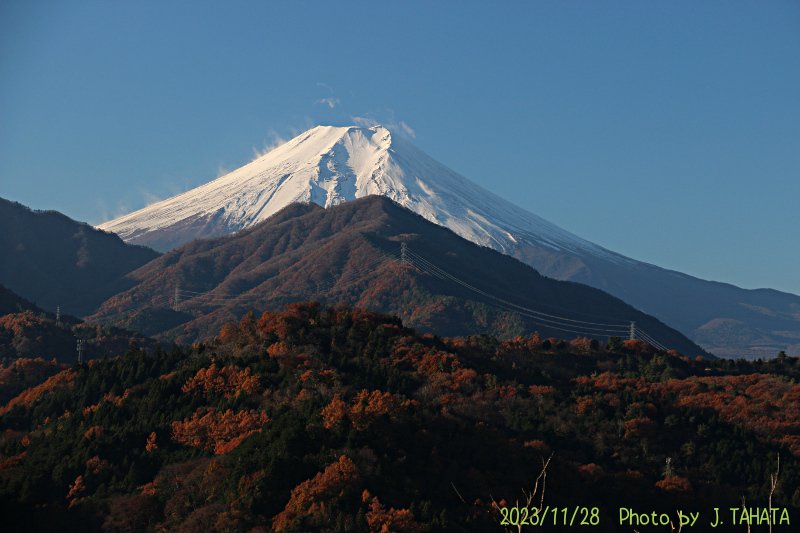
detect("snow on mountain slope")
(98, 125), (629, 264)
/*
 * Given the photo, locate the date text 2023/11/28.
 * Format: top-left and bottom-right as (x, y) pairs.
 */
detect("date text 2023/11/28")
(499, 506), (599, 527)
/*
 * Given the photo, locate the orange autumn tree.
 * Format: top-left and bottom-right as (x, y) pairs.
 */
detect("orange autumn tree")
(0, 451), (27, 474)
(257, 302), (322, 341)
(0, 368), (75, 416)
(85, 456), (110, 475)
(272, 455), (361, 531)
(67, 475), (87, 507)
(321, 390), (417, 431)
(321, 394), (349, 429)
(145, 432), (158, 451)
(624, 417), (658, 439)
(181, 363), (261, 397)
(363, 490), (421, 533)
(219, 310), (261, 345)
(170, 408), (270, 455)
(350, 389), (415, 430)
(498, 333), (542, 355)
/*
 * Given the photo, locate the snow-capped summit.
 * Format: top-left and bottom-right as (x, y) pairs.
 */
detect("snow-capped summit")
(98, 125), (625, 263)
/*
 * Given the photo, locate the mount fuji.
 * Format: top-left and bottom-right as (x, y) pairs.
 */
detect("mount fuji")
(98, 125), (800, 359)
(98, 125), (625, 263)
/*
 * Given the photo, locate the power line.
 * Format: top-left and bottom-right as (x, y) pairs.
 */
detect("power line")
(407, 249), (630, 329)
(405, 249), (630, 334)
(635, 328), (670, 352)
(402, 246), (631, 322)
(403, 257), (624, 337)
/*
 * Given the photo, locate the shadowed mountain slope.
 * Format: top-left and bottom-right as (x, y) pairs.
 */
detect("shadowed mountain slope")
(0, 198), (161, 317)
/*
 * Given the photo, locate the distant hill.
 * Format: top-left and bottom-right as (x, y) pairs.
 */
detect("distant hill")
(90, 196), (709, 358)
(0, 284), (158, 365)
(0, 284), (38, 316)
(0, 198), (161, 317)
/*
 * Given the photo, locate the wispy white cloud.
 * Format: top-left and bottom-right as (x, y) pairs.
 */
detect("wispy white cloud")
(316, 82), (333, 93)
(399, 121), (416, 138)
(96, 185), (182, 224)
(99, 199), (131, 221)
(314, 97), (340, 109)
(134, 181), (191, 211)
(252, 129), (293, 160)
(95, 199), (111, 224)
(216, 165), (231, 179)
(351, 115), (379, 128)
(113, 202), (130, 219)
(350, 114), (417, 139)
(140, 189), (163, 207)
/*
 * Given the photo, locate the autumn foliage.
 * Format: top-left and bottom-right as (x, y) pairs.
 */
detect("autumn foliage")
(655, 476), (693, 493)
(578, 371), (800, 455)
(0, 357), (66, 404)
(0, 368), (75, 415)
(322, 389), (416, 430)
(3, 300), (800, 532)
(363, 490), (421, 533)
(272, 455), (361, 531)
(181, 363), (261, 397)
(170, 408), (270, 455)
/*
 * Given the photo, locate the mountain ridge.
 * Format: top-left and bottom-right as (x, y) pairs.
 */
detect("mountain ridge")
(91, 196), (709, 357)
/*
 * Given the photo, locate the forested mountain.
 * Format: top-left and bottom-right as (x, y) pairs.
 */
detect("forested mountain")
(90, 196), (708, 358)
(96, 125), (800, 360)
(0, 198), (160, 317)
(0, 303), (797, 532)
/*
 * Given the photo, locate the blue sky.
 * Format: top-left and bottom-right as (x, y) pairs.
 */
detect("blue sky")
(2, 1), (799, 295)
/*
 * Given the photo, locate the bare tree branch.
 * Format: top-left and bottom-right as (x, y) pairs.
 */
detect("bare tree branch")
(452, 452), (553, 532)
(768, 454), (779, 533)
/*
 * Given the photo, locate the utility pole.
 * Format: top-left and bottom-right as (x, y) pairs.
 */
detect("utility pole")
(56, 306), (60, 324)
(401, 243), (408, 267)
(174, 284), (180, 312)
(76, 339), (85, 364)
(629, 321), (636, 341)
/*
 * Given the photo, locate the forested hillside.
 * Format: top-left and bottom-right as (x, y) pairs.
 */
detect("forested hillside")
(1, 302), (797, 532)
(0, 284), (156, 368)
